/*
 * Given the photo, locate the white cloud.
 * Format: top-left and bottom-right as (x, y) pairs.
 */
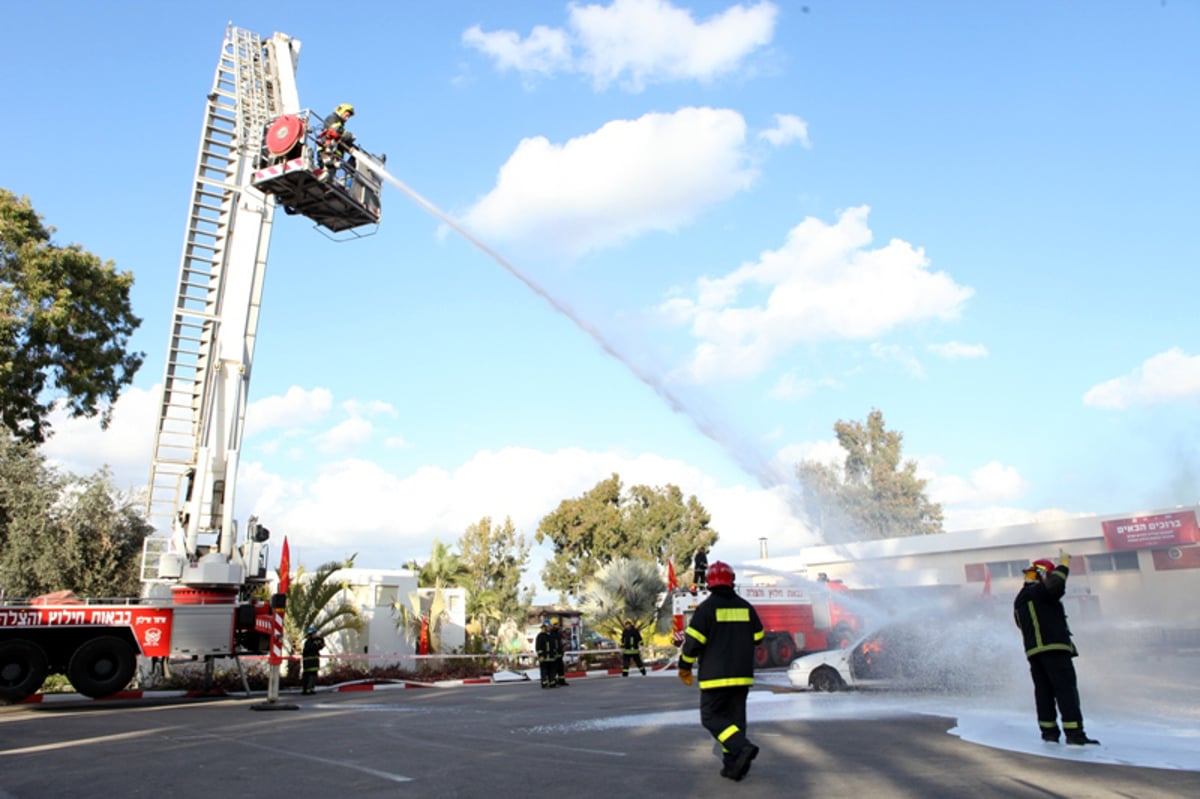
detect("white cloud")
(245, 386), (333, 437)
(768, 371), (841, 400)
(463, 107), (756, 258)
(463, 0), (778, 92)
(758, 113), (810, 148)
(41, 384), (158, 491)
(234, 445), (815, 579)
(664, 206), (974, 382)
(313, 417), (375, 455)
(1083, 347), (1200, 409)
(929, 341), (988, 360)
(342, 399), (397, 418)
(870, 342), (925, 378)
(924, 459), (1028, 507)
(461, 24), (572, 77)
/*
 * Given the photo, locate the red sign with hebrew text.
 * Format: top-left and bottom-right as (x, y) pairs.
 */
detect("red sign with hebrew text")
(1102, 510), (1199, 551)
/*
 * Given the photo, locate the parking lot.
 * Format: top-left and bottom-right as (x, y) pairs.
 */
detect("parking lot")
(2, 666), (1199, 798)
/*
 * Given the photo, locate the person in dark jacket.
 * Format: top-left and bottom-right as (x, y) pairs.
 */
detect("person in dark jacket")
(692, 547), (708, 587)
(301, 625), (325, 695)
(318, 103), (357, 181)
(678, 561), (765, 781)
(535, 620), (557, 689)
(620, 619), (646, 677)
(1013, 554), (1098, 745)
(550, 618), (569, 686)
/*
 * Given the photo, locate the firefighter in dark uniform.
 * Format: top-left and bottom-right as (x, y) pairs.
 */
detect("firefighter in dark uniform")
(318, 103), (356, 182)
(678, 561), (764, 781)
(692, 547), (708, 587)
(1014, 554), (1099, 745)
(621, 619), (647, 677)
(550, 618), (569, 686)
(301, 625), (325, 695)
(535, 620), (556, 689)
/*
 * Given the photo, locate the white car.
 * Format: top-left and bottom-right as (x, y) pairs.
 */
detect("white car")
(788, 614), (1018, 692)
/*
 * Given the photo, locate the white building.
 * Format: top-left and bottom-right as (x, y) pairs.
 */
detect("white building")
(323, 568), (468, 668)
(750, 505), (1200, 643)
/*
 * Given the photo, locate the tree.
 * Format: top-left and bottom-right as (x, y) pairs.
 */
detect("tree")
(283, 557), (363, 679)
(0, 434), (152, 597)
(795, 409), (943, 540)
(0, 189), (144, 443)
(580, 557), (666, 640)
(458, 515), (531, 647)
(404, 539), (468, 587)
(537, 474), (718, 600)
(625, 483), (718, 592)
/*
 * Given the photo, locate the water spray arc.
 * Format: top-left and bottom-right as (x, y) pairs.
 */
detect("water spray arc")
(353, 149), (799, 499)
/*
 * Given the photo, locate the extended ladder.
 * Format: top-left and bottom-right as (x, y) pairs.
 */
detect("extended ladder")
(144, 26), (299, 585)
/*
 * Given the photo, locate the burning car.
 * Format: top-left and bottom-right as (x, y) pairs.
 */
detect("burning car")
(787, 612), (1020, 692)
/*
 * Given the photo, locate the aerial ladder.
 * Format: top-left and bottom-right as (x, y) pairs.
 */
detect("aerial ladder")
(143, 26), (383, 598)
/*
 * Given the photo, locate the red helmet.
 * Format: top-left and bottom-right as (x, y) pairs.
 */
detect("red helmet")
(1033, 558), (1055, 573)
(706, 561), (735, 588)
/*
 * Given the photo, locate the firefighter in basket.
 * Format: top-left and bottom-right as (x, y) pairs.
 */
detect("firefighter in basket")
(318, 103), (357, 183)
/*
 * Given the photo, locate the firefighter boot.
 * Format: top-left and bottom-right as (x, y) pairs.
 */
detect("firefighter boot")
(732, 743), (759, 781)
(1066, 731), (1100, 746)
(1041, 729), (1060, 743)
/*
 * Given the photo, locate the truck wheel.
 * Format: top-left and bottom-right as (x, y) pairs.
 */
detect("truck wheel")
(809, 666), (846, 692)
(770, 637), (797, 666)
(753, 643), (771, 669)
(828, 623), (854, 649)
(0, 640), (49, 704)
(67, 636), (137, 699)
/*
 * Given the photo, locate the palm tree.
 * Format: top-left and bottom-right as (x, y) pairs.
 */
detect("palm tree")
(581, 557), (666, 640)
(393, 585), (451, 658)
(283, 557), (363, 680)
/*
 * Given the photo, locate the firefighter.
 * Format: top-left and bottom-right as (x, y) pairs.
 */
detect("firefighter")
(678, 561), (764, 781)
(692, 546), (708, 588)
(1014, 554), (1099, 745)
(550, 617), (569, 686)
(301, 625), (325, 695)
(621, 619), (646, 677)
(535, 620), (556, 689)
(318, 103), (357, 182)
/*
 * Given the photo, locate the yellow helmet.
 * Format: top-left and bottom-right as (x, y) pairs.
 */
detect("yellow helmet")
(335, 103), (355, 117)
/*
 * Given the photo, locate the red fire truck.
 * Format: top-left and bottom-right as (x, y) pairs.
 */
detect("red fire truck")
(672, 578), (859, 668)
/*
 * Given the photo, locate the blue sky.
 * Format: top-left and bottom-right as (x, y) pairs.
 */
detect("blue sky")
(6, 1), (1198, 596)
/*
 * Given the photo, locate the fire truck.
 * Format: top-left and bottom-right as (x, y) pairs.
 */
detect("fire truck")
(671, 578), (859, 668)
(0, 25), (382, 704)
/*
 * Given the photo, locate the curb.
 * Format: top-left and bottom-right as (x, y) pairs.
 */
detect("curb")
(20, 663), (670, 704)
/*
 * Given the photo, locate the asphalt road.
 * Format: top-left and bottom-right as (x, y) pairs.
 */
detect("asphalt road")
(2, 675), (1198, 798)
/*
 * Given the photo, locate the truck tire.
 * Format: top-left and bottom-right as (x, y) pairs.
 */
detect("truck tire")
(769, 637), (797, 666)
(67, 636), (137, 699)
(828, 623), (854, 650)
(753, 642), (771, 669)
(0, 639), (49, 704)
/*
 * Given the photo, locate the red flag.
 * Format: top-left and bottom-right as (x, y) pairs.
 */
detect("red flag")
(667, 560), (678, 592)
(278, 537), (291, 594)
(982, 565), (991, 598)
